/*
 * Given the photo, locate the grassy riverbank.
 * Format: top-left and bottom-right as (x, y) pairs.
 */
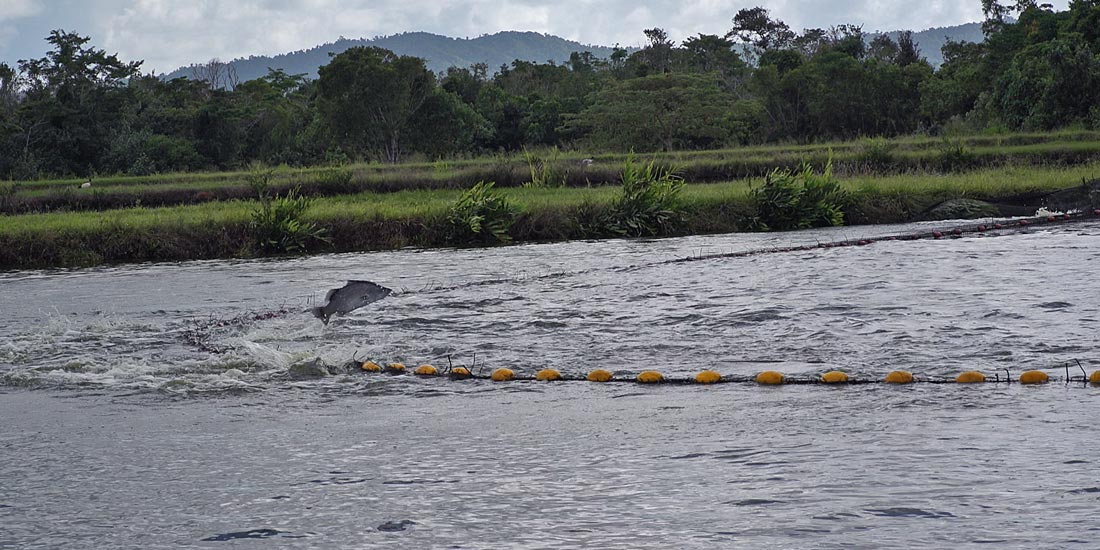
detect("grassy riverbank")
(2, 161), (1097, 270)
(4, 131), (1100, 215)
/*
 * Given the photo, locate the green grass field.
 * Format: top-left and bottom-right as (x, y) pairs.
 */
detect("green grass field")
(2, 155), (1096, 270)
(4, 130), (1100, 217)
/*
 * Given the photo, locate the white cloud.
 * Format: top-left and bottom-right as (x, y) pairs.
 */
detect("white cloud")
(0, 0), (42, 21)
(0, 24), (16, 50)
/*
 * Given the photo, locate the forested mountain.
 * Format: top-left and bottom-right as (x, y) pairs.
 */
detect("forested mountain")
(163, 23), (981, 83)
(165, 31), (626, 80)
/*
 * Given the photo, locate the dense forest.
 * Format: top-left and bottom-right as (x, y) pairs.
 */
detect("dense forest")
(1, 1), (1099, 179)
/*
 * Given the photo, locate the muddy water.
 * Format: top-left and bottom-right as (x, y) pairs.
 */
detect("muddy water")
(2, 220), (1099, 548)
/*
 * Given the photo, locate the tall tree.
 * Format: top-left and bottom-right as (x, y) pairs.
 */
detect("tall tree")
(895, 31), (923, 66)
(405, 90), (490, 158)
(992, 35), (1100, 129)
(473, 83), (529, 151)
(608, 46), (630, 78)
(190, 58), (239, 92)
(12, 30), (142, 177)
(640, 28), (674, 74)
(441, 63), (487, 105)
(317, 47), (434, 163)
(566, 74), (744, 151)
(726, 7), (796, 56)
(919, 40), (987, 123)
(867, 34), (900, 63)
(0, 63), (19, 111)
(982, 0), (1014, 34)
(682, 34), (746, 77)
(1065, 0), (1100, 50)
(828, 25), (866, 59)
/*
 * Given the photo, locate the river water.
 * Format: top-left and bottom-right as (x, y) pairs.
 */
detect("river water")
(2, 220), (1099, 549)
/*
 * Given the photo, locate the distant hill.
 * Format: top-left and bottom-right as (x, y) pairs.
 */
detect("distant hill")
(164, 23), (984, 84)
(165, 31), (625, 82)
(879, 22), (986, 66)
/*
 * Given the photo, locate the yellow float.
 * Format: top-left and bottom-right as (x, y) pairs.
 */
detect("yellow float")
(755, 371), (784, 385)
(490, 368), (516, 382)
(353, 360), (1091, 387)
(1019, 370), (1049, 385)
(587, 369), (613, 382)
(535, 369), (562, 381)
(884, 370), (914, 384)
(695, 371), (722, 384)
(956, 371), (986, 384)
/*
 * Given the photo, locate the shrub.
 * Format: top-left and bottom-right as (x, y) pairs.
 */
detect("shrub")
(446, 181), (517, 244)
(522, 147), (568, 188)
(107, 131), (205, 175)
(936, 137), (976, 172)
(247, 162), (276, 199)
(10, 153), (41, 181)
(751, 161), (848, 231)
(432, 160), (453, 178)
(323, 147), (351, 166)
(248, 164), (328, 253)
(857, 138), (896, 172)
(605, 153), (685, 237)
(1089, 106), (1100, 131)
(313, 166), (354, 192)
(0, 182), (16, 211)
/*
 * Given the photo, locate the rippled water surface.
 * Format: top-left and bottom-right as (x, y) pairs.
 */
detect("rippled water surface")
(2, 220), (1099, 549)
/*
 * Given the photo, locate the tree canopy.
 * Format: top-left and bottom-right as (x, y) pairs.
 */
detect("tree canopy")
(317, 47), (435, 163)
(2, 1), (1099, 178)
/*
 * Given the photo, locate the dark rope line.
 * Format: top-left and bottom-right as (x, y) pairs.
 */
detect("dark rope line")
(399, 208), (1100, 296)
(665, 209), (1100, 265)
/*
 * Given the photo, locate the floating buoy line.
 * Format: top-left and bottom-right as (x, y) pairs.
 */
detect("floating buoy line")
(344, 210), (1100, 389)
(351, 359), (1100, 387)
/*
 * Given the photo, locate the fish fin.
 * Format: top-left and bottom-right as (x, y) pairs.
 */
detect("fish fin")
(323, 288), (339, 302)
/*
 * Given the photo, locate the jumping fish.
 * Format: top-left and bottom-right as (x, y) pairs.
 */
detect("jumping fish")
(312, 280), (393, 324)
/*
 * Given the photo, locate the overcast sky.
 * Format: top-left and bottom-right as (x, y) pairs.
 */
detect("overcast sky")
(0, 0), (1071, 74)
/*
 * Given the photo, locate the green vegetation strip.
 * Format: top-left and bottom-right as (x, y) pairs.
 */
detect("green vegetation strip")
(6, 132), (1100, 216)
(1, 163), (1097, 270)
